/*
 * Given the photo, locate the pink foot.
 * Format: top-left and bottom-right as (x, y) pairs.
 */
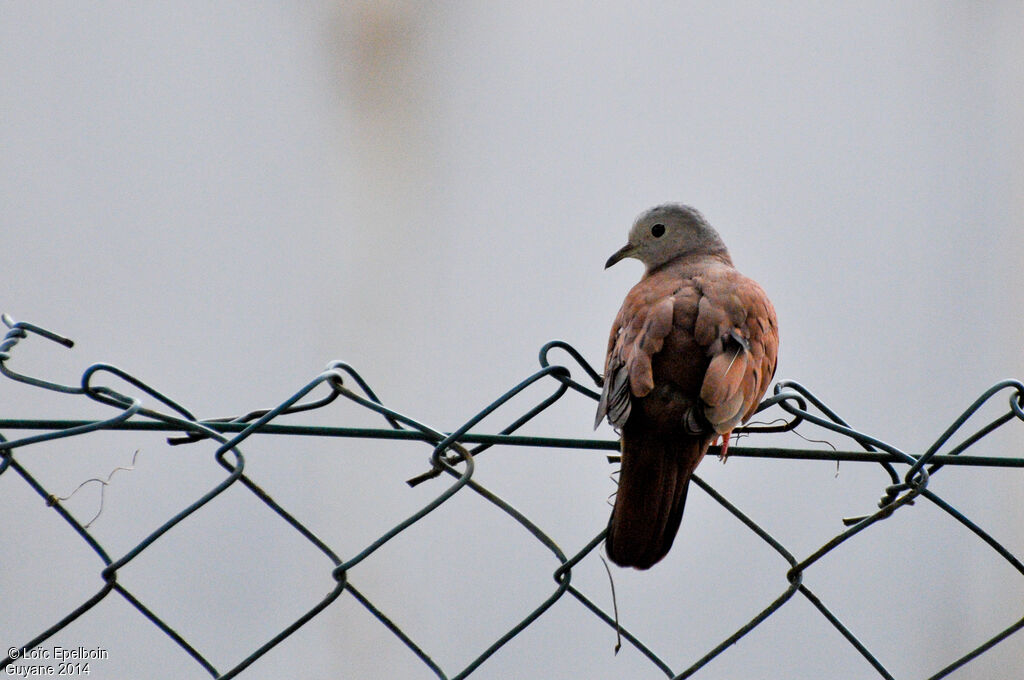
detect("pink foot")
(717, 433), (731, 462)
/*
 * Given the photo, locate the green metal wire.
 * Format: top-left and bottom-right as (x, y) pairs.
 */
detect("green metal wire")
(2, 313), (1023, 679)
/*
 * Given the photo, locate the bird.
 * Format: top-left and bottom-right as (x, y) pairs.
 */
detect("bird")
(595, 203), (779, 569)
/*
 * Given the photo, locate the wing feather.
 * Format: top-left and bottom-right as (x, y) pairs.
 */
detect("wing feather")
(697, 271), (779, 432)
(596, 280), (678, 430)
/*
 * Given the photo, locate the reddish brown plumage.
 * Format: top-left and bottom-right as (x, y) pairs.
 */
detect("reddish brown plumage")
(597, 205), (779, 569)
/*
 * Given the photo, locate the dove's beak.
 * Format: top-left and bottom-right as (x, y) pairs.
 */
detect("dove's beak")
(605, 243), (636, 269)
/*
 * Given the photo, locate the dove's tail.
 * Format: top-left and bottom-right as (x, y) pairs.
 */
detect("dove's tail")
(605, 425), (712, 569)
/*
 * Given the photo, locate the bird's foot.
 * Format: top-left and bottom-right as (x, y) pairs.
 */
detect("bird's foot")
(717, 434), (730, 462)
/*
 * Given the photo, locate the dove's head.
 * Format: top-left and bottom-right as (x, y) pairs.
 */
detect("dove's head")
(605, 203), (730, 272)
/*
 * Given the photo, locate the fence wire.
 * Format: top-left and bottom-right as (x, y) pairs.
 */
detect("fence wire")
(1, 313), (1022, 679)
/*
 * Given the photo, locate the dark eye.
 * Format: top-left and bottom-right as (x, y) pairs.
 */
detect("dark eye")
(651, 223), (665, 237)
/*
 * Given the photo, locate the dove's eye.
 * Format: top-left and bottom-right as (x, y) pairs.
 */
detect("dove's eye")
(651, 224), (665, 237)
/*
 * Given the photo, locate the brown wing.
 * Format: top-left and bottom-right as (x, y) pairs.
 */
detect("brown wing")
(595, 274), (681, 430)
(597, 262), (778, 433)
(694, 268), (779, 433)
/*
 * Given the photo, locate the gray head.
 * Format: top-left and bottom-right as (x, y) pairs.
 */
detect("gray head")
(605, 203), (730, 272)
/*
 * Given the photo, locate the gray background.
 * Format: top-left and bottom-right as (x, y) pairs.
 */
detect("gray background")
(2, 2), (1023, 678)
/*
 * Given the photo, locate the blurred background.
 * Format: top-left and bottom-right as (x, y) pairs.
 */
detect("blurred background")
(2, 2), (1023, 678)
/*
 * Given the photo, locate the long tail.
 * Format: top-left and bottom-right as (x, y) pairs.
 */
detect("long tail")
(605, 426), (711, 569)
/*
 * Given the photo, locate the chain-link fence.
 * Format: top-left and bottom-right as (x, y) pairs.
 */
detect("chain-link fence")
(2, 313), (1022, 679)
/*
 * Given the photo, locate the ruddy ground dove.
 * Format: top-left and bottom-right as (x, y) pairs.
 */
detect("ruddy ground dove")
(595, 204), (779, 569)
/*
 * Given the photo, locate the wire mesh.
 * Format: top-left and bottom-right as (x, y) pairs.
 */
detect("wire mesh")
(2, 313), (1022, 679)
